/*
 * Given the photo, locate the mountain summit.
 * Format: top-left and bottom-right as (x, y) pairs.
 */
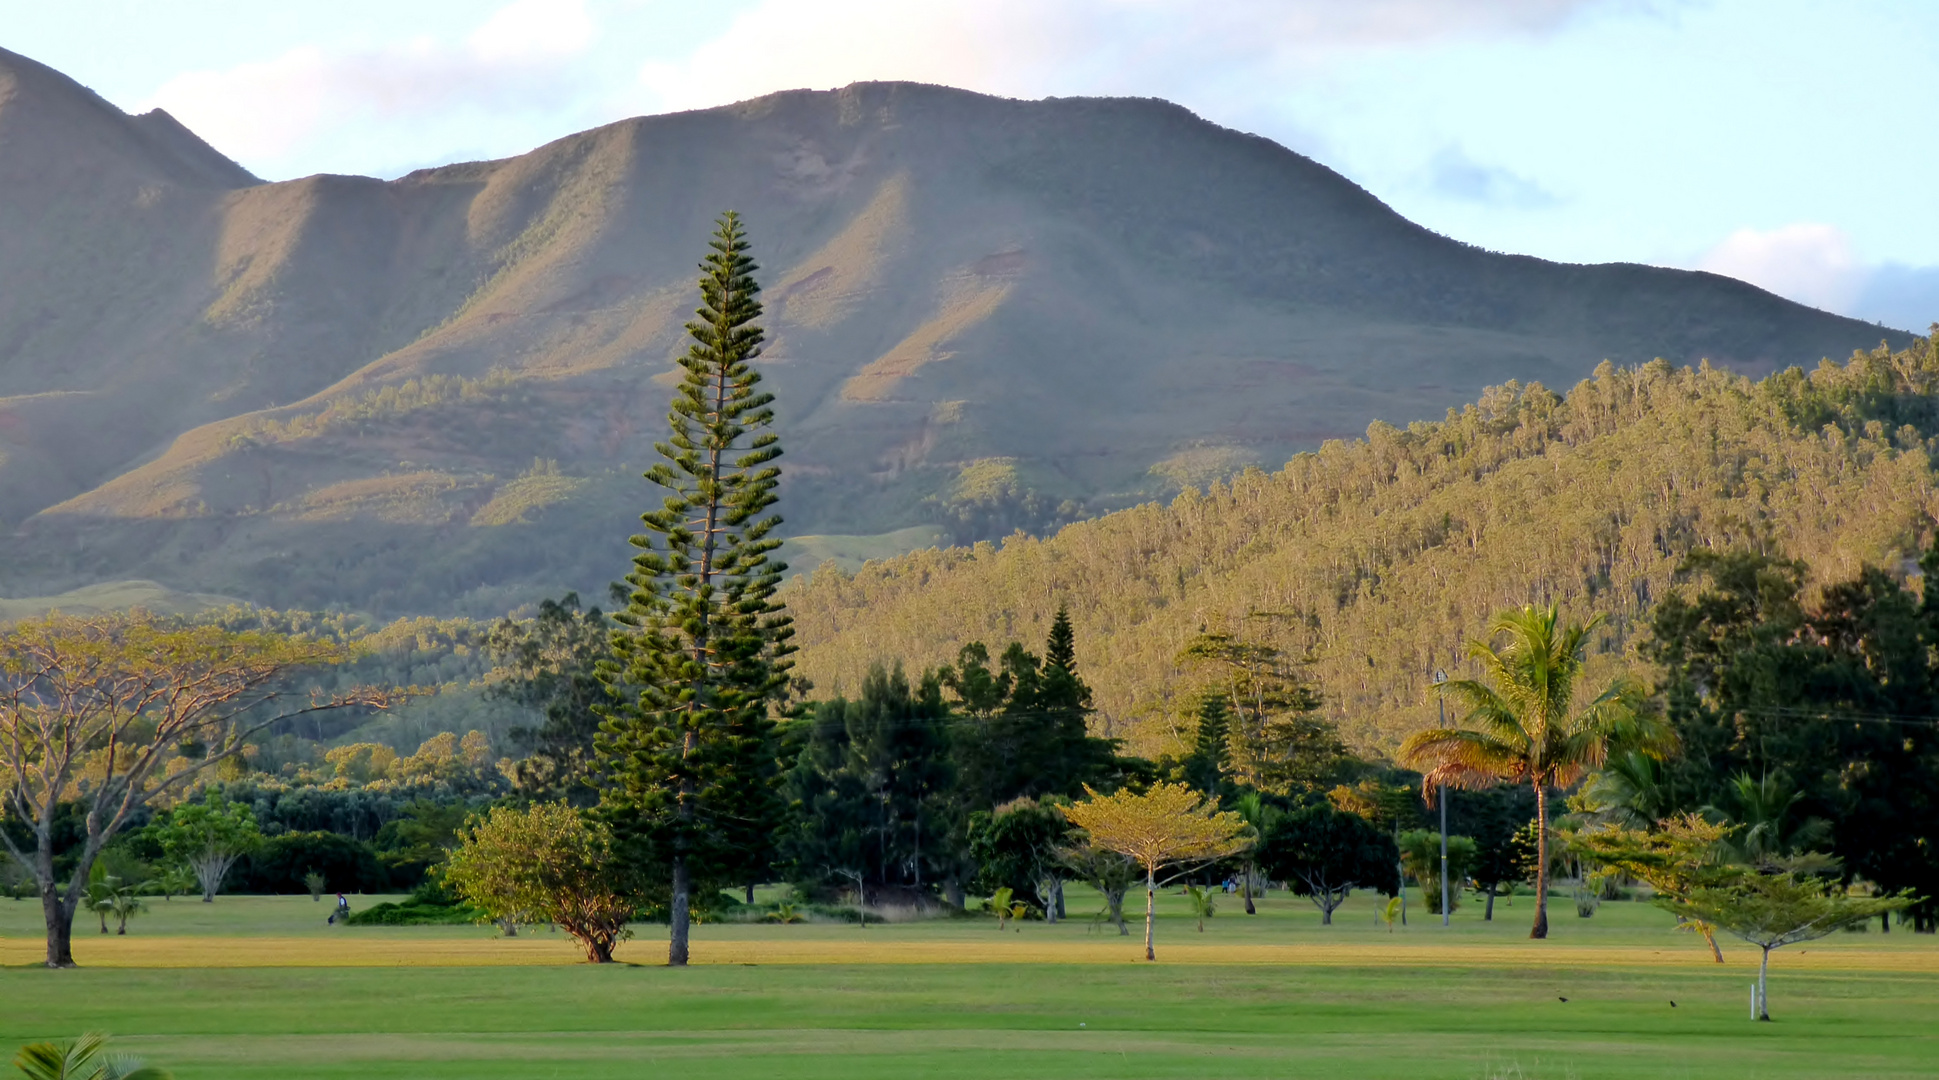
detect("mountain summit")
(0, 48), (1908, 614)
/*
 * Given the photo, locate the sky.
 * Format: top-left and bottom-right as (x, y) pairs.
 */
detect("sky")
(8, 0), (1936, 331)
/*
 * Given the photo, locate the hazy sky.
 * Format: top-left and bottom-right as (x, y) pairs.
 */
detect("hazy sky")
(11, 0), (1936, 331)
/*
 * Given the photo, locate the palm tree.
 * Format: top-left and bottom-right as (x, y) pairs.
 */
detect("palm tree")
(1577, 749), (1671, 829)
(1229, 793), (1281, 915)
(83, 878), (115, 935)
(1400, 605), (1673, 939)
(13, 1032), (172, 1079)
(1705, 771), (1832, 870)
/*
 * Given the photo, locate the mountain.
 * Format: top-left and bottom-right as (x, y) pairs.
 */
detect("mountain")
(783, 339), (1939, 756)
(0, 46), (1913, 615)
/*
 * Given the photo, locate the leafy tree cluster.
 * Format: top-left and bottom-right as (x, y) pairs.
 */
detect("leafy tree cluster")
(779, 610), (1126, 912)
(922, 458), (1090, 546)
(1641, 545), (1939, 929)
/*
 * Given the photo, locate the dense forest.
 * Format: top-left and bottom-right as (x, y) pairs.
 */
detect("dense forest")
(785, 336), (1939, 757)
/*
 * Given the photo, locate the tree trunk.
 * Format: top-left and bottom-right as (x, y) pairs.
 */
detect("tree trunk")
(945, 876), (965, 911)
(668, 856), (691, 967)
(1143, 868), (1156, 961)
(1530, 783), (1550, 940)
(1055, 880), (1066, 920)
(745, 882), (755, 906)
(42, 882), (75, 968)
(1243, 872), (1256, 915)
(1484, 886), (1495, 922)
(1757, 946), (1772, 1021)
(579, 921), (617, 964)
(1703, 926), (1723, 963)
(1397, 851), (1408, 926)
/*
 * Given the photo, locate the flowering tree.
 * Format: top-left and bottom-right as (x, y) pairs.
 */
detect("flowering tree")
(1062, 783), (1250, 960)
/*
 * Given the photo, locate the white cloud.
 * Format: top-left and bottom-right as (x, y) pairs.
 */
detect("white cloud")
(127, 0), (1666, 178)
(1697, 224), (1865, 314)
(140, 0), (598, 173)
(633, 0), (1646, 116)
(469, 0), (596, 63)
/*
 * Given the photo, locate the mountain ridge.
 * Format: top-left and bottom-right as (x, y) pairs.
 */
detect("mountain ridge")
(0, 47), (1913, 615)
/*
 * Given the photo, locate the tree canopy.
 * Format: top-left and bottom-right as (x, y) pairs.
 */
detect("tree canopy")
(1064, 782), (1250, 959)
(0, 612), (389, 966)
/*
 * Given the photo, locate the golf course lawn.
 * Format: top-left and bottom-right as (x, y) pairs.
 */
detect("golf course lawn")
(1, 888), (1932, 1078)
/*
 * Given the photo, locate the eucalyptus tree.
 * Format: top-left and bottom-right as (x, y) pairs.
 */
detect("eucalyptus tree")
(1401, 605), (1672, 938)
(598, 212), (794, 967)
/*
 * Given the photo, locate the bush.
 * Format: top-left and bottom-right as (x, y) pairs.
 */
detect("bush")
(235, 832), (386, 894)
(342, 901), (484, 926)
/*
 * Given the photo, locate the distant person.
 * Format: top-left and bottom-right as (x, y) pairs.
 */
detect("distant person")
(330, 893), (349, 925)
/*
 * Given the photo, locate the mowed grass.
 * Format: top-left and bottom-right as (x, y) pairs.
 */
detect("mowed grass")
(1, 888), (1933, 1079)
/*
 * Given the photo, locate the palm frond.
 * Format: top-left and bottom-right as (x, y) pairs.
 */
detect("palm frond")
(1439, 679), (1532, 748)
(1400, 728), (1525, 788)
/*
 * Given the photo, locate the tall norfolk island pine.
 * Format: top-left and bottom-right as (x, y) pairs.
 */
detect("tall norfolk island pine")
(600, 213), (794, 968)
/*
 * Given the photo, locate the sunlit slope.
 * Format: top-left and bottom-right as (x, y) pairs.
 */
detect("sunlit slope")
(0, 45), (1911, 614)
(785, 342), (1939, 756)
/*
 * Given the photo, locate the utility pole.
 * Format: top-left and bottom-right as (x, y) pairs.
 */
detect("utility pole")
(1433, 669), (1450, 928)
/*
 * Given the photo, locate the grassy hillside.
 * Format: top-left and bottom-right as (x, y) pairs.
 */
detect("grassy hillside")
(784, 337), (1939, 757)
(0, 579), (237, 621)
(0, 46), (1913, 613)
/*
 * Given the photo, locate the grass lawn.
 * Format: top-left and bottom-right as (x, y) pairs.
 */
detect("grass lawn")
(0, 887), (1932, 1078)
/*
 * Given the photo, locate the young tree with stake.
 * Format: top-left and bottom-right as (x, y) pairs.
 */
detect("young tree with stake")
(600, 212), (794, 968)
(1656, 868), (1911, 1020)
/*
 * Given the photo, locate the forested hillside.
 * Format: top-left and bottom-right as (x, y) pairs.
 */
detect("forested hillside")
(784, 336), (1939, 757)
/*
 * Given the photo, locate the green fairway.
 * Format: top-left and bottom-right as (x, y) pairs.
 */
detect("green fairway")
(1, 889), (1932, 1078)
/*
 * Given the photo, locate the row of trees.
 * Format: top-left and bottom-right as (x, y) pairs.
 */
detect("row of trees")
(1397, 597), (1920, 1019)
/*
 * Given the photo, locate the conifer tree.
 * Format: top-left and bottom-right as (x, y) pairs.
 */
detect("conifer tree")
(1184, 694), (1231, 796)
(599, 212), (793, 967)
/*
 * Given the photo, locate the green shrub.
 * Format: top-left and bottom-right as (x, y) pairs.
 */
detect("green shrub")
(342, 901), (484, 926)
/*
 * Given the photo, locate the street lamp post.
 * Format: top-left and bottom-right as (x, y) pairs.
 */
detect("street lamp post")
(1433, 669), (1450, 928)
